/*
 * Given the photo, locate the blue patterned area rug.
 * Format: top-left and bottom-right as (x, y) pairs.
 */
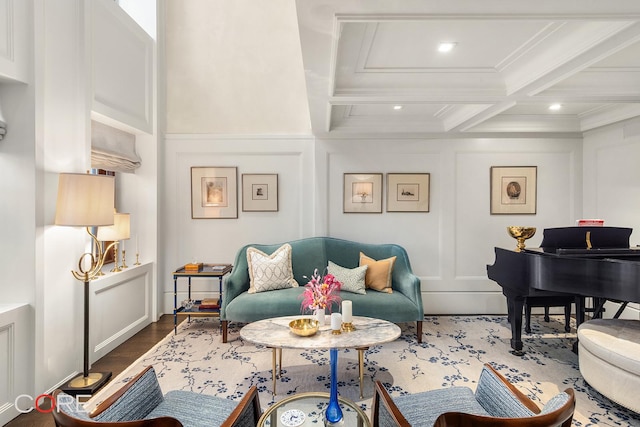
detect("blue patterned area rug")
(88, 315), (639, 426)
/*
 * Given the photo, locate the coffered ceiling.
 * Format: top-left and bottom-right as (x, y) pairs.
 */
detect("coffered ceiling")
(295, 0), (640, 137)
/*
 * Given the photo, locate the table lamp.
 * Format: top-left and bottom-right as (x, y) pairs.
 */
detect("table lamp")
(97, 212), (130, 272)
(54, 172), (115, 395)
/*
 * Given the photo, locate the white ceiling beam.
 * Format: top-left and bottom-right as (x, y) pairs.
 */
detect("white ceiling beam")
(448, 101), (517, 132)
(580, 104), (640, 131)
(508, 22), (640, 97)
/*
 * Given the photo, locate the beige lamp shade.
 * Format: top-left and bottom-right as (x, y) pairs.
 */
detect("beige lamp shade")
(97, 212), (130, 241)
(55, 173), (115, 227)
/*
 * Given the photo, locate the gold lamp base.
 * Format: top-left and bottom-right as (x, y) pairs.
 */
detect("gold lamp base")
(61, 371), (112, 396)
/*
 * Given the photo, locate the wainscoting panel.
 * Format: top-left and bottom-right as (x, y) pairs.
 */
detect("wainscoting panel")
(0, 303), (31, 426)
(0, 0), (27, 83)
(91, 0), (153, 133)
(90, 263), (153, 362)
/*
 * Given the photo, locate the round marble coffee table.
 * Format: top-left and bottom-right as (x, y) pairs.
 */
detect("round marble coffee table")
(240, 315), (401, 398)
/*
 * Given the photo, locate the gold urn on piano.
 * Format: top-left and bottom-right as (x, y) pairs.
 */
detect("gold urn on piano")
(507, 226), (536, 252)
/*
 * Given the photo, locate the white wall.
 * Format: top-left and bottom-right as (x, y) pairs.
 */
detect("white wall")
(161, 135), (315, 310)
(318, 137), (582, 313)
(0, 2), (158, 418)
(159, 136), (582, 314)
(164, 0), (311, 134)
(583, 116), (640, 319)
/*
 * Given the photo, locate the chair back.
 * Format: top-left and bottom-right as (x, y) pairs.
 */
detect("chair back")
(220, 385), (262, 427)
(432, 388), (575, 427)
(371, 381), (411, 427)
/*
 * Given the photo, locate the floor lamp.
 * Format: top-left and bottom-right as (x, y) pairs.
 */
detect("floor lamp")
(54, 172), (115, 395)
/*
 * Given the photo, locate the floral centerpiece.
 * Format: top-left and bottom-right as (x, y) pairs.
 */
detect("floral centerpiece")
(300, 268), (342, 314)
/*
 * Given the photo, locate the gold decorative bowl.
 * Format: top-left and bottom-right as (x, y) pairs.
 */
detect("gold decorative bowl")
(289, 318), (320, 337)
(507, 226), (536, 252)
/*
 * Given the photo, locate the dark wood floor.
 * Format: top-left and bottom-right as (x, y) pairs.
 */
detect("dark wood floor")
(6, 315), (175, 427)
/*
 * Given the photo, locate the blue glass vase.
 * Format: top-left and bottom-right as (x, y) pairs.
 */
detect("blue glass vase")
(325, 348), (343, 424)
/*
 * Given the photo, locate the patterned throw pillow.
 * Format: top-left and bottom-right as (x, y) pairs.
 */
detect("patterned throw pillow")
(327, 261), (367, 294)
(247, 243), (298, 293)
(359, 252), (396, 293)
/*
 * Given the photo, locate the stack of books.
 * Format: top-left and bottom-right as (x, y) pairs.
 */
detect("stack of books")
(197, 298), (220, 310)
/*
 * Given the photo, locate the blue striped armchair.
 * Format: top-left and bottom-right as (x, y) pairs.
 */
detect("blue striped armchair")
(52, 366), (261, 427)
(371, 363), (575, 427)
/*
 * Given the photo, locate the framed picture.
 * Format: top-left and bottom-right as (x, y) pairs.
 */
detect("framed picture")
(490, 166), (537, 214)
(343, 173), (383, 213)
(387, 173), (430, 212)
(242, 174), (278, 212)
(191, 167), (238, 219)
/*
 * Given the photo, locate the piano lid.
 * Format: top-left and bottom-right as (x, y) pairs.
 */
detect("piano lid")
(540, 226), (632, 250)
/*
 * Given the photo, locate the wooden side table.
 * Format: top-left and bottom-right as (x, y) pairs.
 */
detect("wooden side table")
(172, 263), (232, 334)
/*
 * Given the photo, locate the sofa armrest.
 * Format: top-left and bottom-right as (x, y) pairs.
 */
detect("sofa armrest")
(221, 246), (252, 319)
(388, 246), (423, 317)
(90, 366), (165, 422)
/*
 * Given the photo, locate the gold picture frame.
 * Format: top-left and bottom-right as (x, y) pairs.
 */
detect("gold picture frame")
(191, 167), (238, 219)
(490, 166), (537, 215)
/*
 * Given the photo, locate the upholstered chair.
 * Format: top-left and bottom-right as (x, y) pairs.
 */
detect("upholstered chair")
(51, 366), (261, 427)
(371, 363), (575, 427)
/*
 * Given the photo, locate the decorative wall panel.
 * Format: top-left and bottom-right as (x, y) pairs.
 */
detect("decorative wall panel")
(92, 0), (153, 132)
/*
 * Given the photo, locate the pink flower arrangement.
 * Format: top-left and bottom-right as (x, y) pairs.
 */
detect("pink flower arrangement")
(300, 268), (342, 313)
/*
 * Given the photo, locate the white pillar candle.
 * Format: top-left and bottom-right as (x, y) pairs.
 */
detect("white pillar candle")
(342, 300), (352, 323)
(136, 234), (139, 253)
(331, 312), (342, 330)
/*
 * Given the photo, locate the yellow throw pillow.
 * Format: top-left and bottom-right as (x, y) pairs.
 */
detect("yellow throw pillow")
(359, 252), (396, 293)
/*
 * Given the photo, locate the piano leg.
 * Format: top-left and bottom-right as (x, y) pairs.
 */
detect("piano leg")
(573, 296), (586, 354)
(505, 292), (525, 356)
(575, 296), (586, 327)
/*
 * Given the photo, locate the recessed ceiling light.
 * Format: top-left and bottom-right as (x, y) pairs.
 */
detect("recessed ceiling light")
(549, 103), (562, 111)
(438, 42), (457, 53)
(393, 105), (403, 110)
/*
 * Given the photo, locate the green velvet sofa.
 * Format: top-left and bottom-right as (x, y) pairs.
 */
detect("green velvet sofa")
(221, 237), (424, 343)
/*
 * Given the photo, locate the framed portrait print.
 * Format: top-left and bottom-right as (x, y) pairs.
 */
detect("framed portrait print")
(242, 174), (278, 212)
(191, 167), (238, 219)
(343, 173), (383, 213)
(387, 173), (430, 212)
(490, 166), (537, 214)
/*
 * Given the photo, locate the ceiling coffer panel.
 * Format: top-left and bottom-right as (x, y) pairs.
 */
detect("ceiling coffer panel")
(296, 1), (640, 136)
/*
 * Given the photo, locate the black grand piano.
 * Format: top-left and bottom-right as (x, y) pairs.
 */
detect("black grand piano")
(487, 226), (640, 355)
